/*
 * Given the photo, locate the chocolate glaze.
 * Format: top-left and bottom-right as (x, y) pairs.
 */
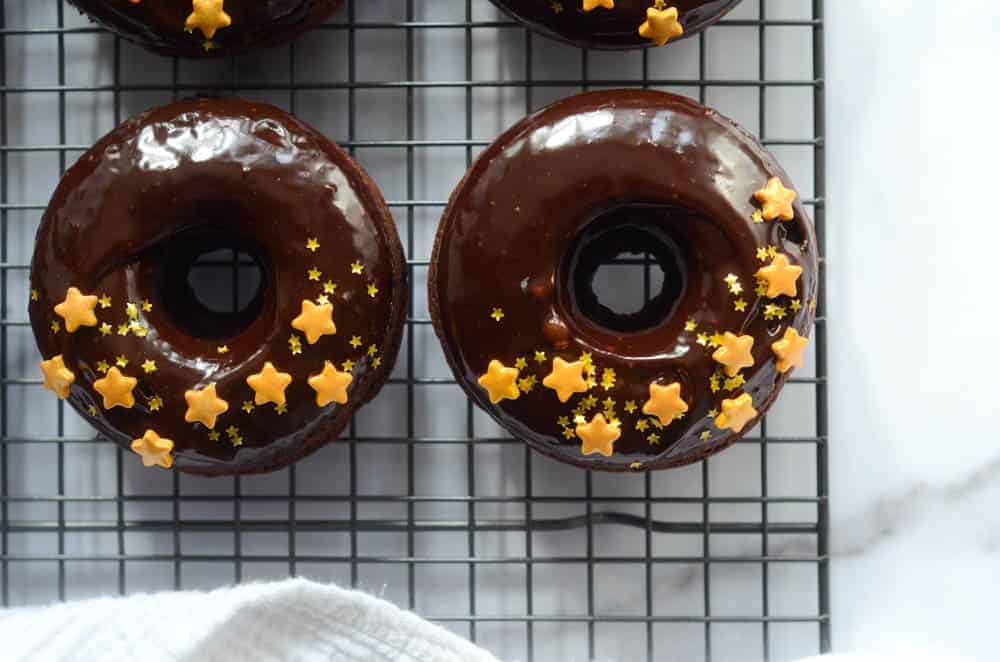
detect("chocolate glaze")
(429, 90), (817, 472)
(66, 0), (343, 58)
(490, 0), (741, 49)
(30, 98), (406, 475)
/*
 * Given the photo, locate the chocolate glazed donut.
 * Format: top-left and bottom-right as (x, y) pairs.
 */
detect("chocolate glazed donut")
(31, 98), (406, 475)
(491, 0), (741, 49)
(66, 0), (343, 58)
(429, 90), (818, 472)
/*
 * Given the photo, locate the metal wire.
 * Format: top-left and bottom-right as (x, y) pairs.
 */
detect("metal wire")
(0, 1), (828, 660)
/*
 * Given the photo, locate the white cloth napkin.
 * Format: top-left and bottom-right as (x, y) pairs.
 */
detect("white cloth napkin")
(0, 578), (500, 662)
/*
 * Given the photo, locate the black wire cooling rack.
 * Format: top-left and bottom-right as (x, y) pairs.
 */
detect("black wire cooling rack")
(0, 1), (828, 660)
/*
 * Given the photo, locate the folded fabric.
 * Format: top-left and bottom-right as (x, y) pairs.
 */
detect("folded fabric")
(0, 578), (501, 662)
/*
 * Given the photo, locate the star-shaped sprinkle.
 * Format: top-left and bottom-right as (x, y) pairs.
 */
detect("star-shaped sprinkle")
(184, 384), (229, 429)
(289, 335), (303, 356)
(709, 333), (725, 348)
(700, 430), (712, 441)
(764, 304), (787, 320)
(316, 295), (330, 306)
(715, 393), (758, 433)
(562, 427), (576, 439)
(367, 344), (379, 357)
(291, 299), (337, 344)
(117, 324), (129, 336)
(636, 418), (649, 432)
(185, 0), (231, 39)
(217, 345), (229, 354)
(708, 408), (719, 418)
(684, 319), (698, 332)
(600, 368), (617, 391)
(602, 396), (616, 410)
(790, 299), (803, 312)
(242, 400), (255, 413)
(712, 332), (755, 377)
(648, 433), (661, 446)
(542, 357), (589, 403)
(350, 261), (364, 275)
(724, 374), (746, 391)
(131, 429), (173, 469)
(87, 405), (98, 416)
(638, 6), (684, 47)
(576, 413), (621, 457)
(208, 430), (220, 442)
(477, 359), (520, 404)
(115, 355), (129, 368)
(756, 247), (769, 262)
(372, 356), (382, 368)
(724, 273), (739, 286)
(148, 395), (163, 412)
(141, 359), (157, 374)
(490, 307), (504, 322)
(754, 177), (797, 221)
(582, 0), (614, 10)
(582, 394), (598, 409)
(40, 355), (75, 399)
(367, 283), (379, 298)
(307, 267), (322, 281)
(306, 237), (320, 252)
(534, 351), (547, 364)
(142, 300), (152, 312)
(630, 461), (643, 470)
(99, 323), (112, 336)
(551, 1), (564, 12)
(518, 375), (537, 393)
(772, 327), (809, 373)
(734, 298), (747, 312)
(125, 302), (138, 319)
(342, 360), (355, 372)
(709, 372), (722, 393)
(696, 333), (709, 346)
(247, 362), (293, 406)
(53, 286), (98, 332)
(624, 400), (637, 414)
(752, 210), (765, 224)
(642, 381), (688, 426)
(514, 356), (528, 370)
(96, 360), (110, 374)
(756, 253), (803, 299)
(50, 320), (60, 334)
(276, 402), (288, 415)
(349, 336), (362, 349)
(308, 361), (353, 407)
(323, 280), (337, 294)
(93, 367), (137, 410)
(98, 294), (111, 308)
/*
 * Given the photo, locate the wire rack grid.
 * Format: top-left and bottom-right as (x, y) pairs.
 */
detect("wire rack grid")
(0, 1), (828, 661)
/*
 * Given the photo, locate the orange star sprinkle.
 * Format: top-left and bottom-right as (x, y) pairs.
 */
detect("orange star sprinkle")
(130, 429), (174, 469)
(93, 367), (137, 410)
(40, 355), (75, 399)
(477, 359), (520, 404)
(246, 362), (293, 406)
(771, 327), (809, 373)
(715, 393), (758, 433)
(542, 357), (589, 403)
(638, 6), (684, 47)
(641, 381), (688, 427)
(576, 413), (621, 457)
(185, 0), (231, 40)
(711, 332), (755, 377)
(184, 384), (229, 429)
(291, 299), (337, 344)
(582, 0), (614, 10)
(755, 253), (803, 299)
(308, 361), (353, 407)
(753, 176), (797, 221)
(53, 286), (98, 332)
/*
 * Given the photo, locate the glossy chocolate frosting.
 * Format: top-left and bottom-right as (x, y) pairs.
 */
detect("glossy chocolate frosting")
(429, 89), (817, 471)
(490, 0), (741, 49)
(66, 0), (343, 58)
(31, 97), (406, 475)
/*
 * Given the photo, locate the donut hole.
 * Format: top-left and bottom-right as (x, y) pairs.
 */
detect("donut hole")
(563, 204), (687, 334)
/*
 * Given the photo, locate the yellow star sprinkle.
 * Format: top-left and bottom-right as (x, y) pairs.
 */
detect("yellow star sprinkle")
(98, 294), (111, 308)
(562, 427), (576, 440)
(142, 299), (152, 312)
(724, 374), (746, 391)
(635, 418), (649, 432)
(367, 283), (379, 298)
(754, 176), (797, 221)
(217, 345), (229, 354)
(707, 408), (719, 418)
(712, 332), (755, 377)
(756, 247), (769, 262)
(323, 280), (337, 294)
(342, 360), (355, 372)
(276, 402), (288, 415)
(734, 298), (748, 312)
(772, 327), (809, 373)
(755, 280), (769, 296)
(752, 210), (765, 224)
(226, 425), (239, 437)
(96, 360), (110, 374)
(99, 323), (112, 336)
(125, 302), (138, 320)
(809, 298), (818, 312)
(696, 333), (709, 346)
(724, 273), (739, 286)
(582, 394), (598, 409)
(50, 320), (60, 334)
(185, 0), (231, 39)
(638, 5), (684, 47)
(477, 359), (520, 404)
(115, 355), (129, 368)
(307, 267), (322, 282)
(576, 413), (621, 457)
(642, 382), (688, 427)
(130, 429), (174, 469)
(246, 362), (293, 406)
(367, 344), (379, 357)
(231, 434), (244, 446)
(141, 359), (157, 374)
(40, 355), (75, 399)
(372, 356), (382, 368)
(764, 304), (787, 321)
(684, 319), (698, 332)
(306, 237), (320, 252)
(316, 295), (330, 306)
(308, 361), (353, 406)
(87, 405), (98, 416)
(756, 253), (803, 299)
(600, 368), (617, 391)
(242, 400), (255, 413)
(350, 261), (364, 275)
(183, 384), (229, 429)
(148, 395), (163, 412)
(518, 375), (537, 393)
(552, 1), (564, 13)
(648, 433), (661, 446)
(534, 351), (547, 364)
(582, 0), (614, 10)
(291, 299), (337, 344)
(542, 357), (589, 403)
(715, 393), (758, 433)
(490, 307), (504, 322)
(514, 357), (528, 370)
(93, 367), (137, 410)
(623, 400), (637, 414)
(790, 299), (803, 312)
(208, 430), (220, 442)
(348, 336), (362, 349)
(630, 461), (643, 471)
(700, 430), (712, 441)
(709, 372), (722, 393)
(709, 333), (725, 348)
(730, 282), (743, 295)
(117, 324), (129, 336)
(30, 288), (39, 302)
(289, 335), (303, 356)
(54, 286), (98, 332)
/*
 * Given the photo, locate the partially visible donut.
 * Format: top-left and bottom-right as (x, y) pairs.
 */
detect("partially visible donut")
(66, 0), (343, 58)
(429, 89), (818, 472)
(31, 98), (406, 476)
(490, 0), (741, 49)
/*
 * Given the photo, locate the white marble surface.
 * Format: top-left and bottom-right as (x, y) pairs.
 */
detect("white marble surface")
(827, 2), (1000, 661)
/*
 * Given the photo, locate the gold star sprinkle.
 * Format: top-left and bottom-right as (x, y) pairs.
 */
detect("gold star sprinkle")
(98, 294), (111, 308)
(131, 429), (173, 469)
(40, 355), (75, 399)
(217, 345), (229, 354)
(307, 267), (322, 281)
(350, 336), (362, 349)
(208, 430), (220, 442)
(514, 357), (528, 370)
(772, 327), (809, 373)
(316, 295), (330, 306)
(602, 396), (616, 410)
(709, 333), (725, 348)
(583, 0), (614, 10)
(276, 402), (288, 415)
(764, 304), (787, 321)
(342, 360), (355, 372)
(142, 299), (152, 312)
(576, 413), (621, 457)
(754, 177), (797, 221)
(712, 332), (755, 377)
(148, 395), (163, 412)
(117, 324), (129, 336)
(636, 418), (649, 432)
(87, 405), (98, 416)
(125, 302), (138, 320)
(226, 425), (239, 438)
(648, 433), (661, 446)
(30, 288), (39, 302)
(752, 210), (764, 224)
(624, 400), (637, 414)
(291, 299), (337, 344)
(372, 356), (382, 368)
(93, 367), (137, 410)
(724, 273), (739, 286)
(700, 430), (712, 441)
(184, 0), (231, 39)
(323, 280), (337, 294)
(600, 368), (617, 391)
(685, 319), (698, 332)
(642, 382), (688, 427)
(242, 400), (255, 413)
(490, 307), (504, 322)
(756, 247), (769, 262)
(715, 393), (758, 433)
(367, 344), (379, 357)
(306, 237), (320, 252)
(367, 283), (379, 298)
(638, 5), (684, 47)
(734, 298), (747, 312)
(99, 323), (112, 336)
(696, 333), (709, 346)
(534, 351), (547, 364)
(289, 335), (303, 356)
(582, 394), (598, 409)
(477, 359), (520, 404)
(350, 261), (364, 274)
(768, 245), (778, 258)
(729, 281), (743, 295)
(115, 355), (129, 368)
(755, 280), (769, 296)
(709, 373), (722, 393)
(562, 427), (576, 439)
(96, 360), (110, 374)
(756, 253), (803, 299)
(518, 375), (537, 393)
(809, 298), (818, 312)
(141, 360), (157, 374)
(790, 299), (803, 312)
(184, 384), (229, 429)
(708, 408), (719, 418)
(724, 374), (746, 391)
(54, 286), (98, 332)
(50, 320), (60, 334)
(630, 461), (643, 471)
(542, 357), (589, 403)
(308, 361), (353, 407)
(246, 362), (293, 406)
